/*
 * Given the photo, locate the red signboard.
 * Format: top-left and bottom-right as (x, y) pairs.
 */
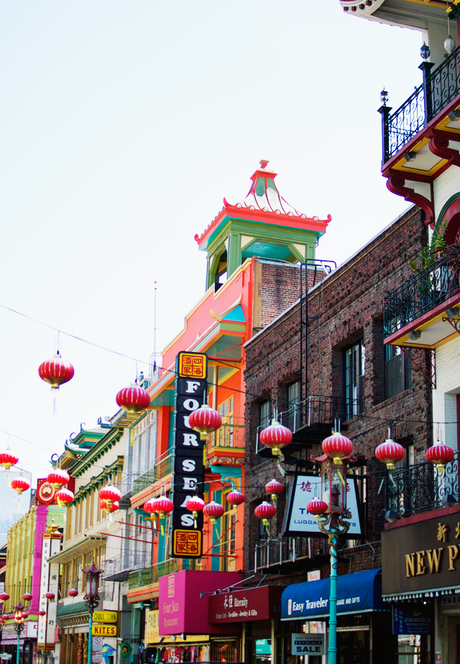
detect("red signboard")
(209, 585), (283, 623)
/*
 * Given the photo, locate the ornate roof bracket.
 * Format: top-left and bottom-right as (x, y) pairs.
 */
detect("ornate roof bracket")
(386, 172), (434, 227)
(399, 346), (436, 389)
(429, 130), (460, 167)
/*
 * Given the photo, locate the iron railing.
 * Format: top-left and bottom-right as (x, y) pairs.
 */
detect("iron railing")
(132, 450), (174, 495)
(385, 453), (460, 517)
(254, 536), (328, 572)
(383, 256), (460, 337)
(256, 395), (360, 454)
(104, 551), (152, 579)
(208, 417), (245, 450)
(383, 45), (460, 162)
(127, 556), (206, 590)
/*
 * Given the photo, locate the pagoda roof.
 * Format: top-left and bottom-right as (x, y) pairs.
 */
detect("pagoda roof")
(195, 161), (331, 251)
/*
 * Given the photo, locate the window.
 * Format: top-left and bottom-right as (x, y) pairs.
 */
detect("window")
(259, 400), (271, 429)
(384, 345), (412, 400)
(283, 381), (300, 431)
(343, 341), (365, 419)
(217, 397), (234, 447)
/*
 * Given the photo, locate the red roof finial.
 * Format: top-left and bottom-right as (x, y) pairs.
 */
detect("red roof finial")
(260, 159), (269, 169)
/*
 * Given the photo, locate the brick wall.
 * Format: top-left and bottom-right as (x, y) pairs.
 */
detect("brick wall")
(243, 205), (433, 582)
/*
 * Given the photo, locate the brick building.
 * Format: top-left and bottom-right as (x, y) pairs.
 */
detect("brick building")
(242, 205), (433, 664)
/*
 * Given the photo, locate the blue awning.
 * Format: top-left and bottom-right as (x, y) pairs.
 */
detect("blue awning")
(281, 569), (386, 620)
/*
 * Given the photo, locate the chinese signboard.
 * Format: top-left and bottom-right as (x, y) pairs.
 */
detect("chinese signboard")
(283, 473), (363, 537)
(209, 586), (282, 623)
(382, 509), (460, 596)
(393, 605), (433, 635)
(171, 352), (207, 558)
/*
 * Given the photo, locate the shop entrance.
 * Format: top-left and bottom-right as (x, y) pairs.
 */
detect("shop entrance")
(337, 627), (369, 664)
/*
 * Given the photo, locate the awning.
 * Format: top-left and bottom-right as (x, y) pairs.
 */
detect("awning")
(281, 569), (387, 620)
(57, 601), (88, 618)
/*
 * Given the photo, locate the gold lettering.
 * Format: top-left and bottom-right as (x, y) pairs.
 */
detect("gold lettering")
(426, 548), (443, 573)
(405, 553), (415, 578)
(416, 550), (426, 575)
(448, 545), (459, 570)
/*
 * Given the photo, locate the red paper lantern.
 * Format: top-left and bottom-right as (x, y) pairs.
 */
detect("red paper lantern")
(186, 496), (205, 518)
(143, 497), (159, 520)
(152, 496), (174, 518)
(116, 385), (150, 414)
(11, 477), (30, 495)
(68, 588), (78, 597)
(0, 593), (9, 602)
(259, 420), (292, 456)
(45, 592), (55, 601)
(307, 499), (328, 516)
(108, 501), (119, 513)
(56, 488), (74, 507)
(38, 353), (74, 390)
(38, 611), (46, 617)
(426, 442), (455, 472)
(0, 451), (18, 470)
(47, 468), (70, 489)
(226, 489), (245, 509)
(22, 593), (32, 602)
(254, 501), (277, 526)
(99, 485), (121, 507)
(203, 501), (225, 523)
(265, 479), (284, 501)
(188, 404), (222, 440)
(322, 432), (354, 466)
(375, 438), (405, 470)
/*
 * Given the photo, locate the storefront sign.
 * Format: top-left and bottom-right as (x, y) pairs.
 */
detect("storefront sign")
(146, 610), (209, 644)
(1, 622), (37, 640)
(209, 586), (282, 623)
(171, 352), (207, 558)
(92, 624), (117, 637)
(283, 474), (362, 537)
(93, 611), (117, 623)
(255, 639), (271, 655)
(291, 633), (324, 656)
(382, 508), (460, 596)
(393, 605), (432, 635)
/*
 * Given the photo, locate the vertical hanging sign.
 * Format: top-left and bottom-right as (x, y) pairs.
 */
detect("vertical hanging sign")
(171, 351), (207, 558)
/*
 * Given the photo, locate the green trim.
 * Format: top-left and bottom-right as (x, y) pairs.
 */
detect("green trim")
(57, 601), (88, 617)
(71, 428), (124, 478)
(434, 192), (460, 236)
(73, 457), (123, 503)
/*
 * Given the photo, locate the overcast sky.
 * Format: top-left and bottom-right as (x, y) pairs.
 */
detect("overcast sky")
(0, 1), (422, 483)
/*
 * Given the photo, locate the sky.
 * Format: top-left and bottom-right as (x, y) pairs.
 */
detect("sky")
(0, 1), (423, 485)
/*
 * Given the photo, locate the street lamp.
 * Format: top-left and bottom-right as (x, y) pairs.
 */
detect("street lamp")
(83, 562), (102, 664)
(307, 431), (354, 664)
(14, 600), (27, 664)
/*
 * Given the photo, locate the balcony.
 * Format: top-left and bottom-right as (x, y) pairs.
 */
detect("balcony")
(383, 256), (460, 347)
(132, 450), (174, 496)
(254, 536), (328, 573)
(206, 418), (245, 468)
(385, 453), (459, 518)
(382, 45), (460, 164)
(127, 557), (207, 591)
(256, 395), (359, 457)
(104, 551), (152, 582)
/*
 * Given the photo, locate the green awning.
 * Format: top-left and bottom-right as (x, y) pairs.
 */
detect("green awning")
(57, 602), (88, 618)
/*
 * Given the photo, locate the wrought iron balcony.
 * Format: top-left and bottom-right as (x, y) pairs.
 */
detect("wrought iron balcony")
(256, 395), (359, 456)
(104, 551), (152, 582)
(381, 45), (460, 163)
(127, 556), (207, 590)
(254, 536), (328, 572)
(385, 453), (459, 518)
(383, 256), (460, 341)
(132, 450), (174, 496)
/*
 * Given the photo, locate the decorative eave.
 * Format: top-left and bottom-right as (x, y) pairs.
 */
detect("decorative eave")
(70, 428), (124, 479)
(126, 584), (159, 604)
(73, 456), (124, 503)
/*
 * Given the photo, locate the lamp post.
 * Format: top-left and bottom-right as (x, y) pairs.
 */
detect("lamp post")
(83, 562), (102, 664)
(14, 602), (26, 664)
(307, 431), (354, 664)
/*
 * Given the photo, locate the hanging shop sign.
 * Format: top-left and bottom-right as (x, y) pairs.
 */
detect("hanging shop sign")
(382, 508), (460, 597)
(93, 611), (118, 623)
(291, 633), (324, 656)
(393, 605), (433, 635)
(282, 473), (363, 538)
(91, 624), (117, 637)
(171, 352), (207, 558)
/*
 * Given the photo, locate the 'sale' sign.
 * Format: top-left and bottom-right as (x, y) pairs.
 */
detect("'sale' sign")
(171, 352), (207, 558)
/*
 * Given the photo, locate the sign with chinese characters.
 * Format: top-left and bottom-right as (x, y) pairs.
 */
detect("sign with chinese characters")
(171, 352), (207, 558)
(145, 610), (209, 644)
(282, 473), (363, 537)
(382, 509), (460, 596)
(393, 605), (433, 635)
(209, 586), (282, 623)
(291, 633), (324, 656)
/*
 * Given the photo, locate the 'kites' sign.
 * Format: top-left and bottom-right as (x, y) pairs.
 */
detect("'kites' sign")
(171, 352), (207, 558)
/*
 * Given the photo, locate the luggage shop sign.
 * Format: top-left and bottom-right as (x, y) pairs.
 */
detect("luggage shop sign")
(171, 351), (207, 558)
